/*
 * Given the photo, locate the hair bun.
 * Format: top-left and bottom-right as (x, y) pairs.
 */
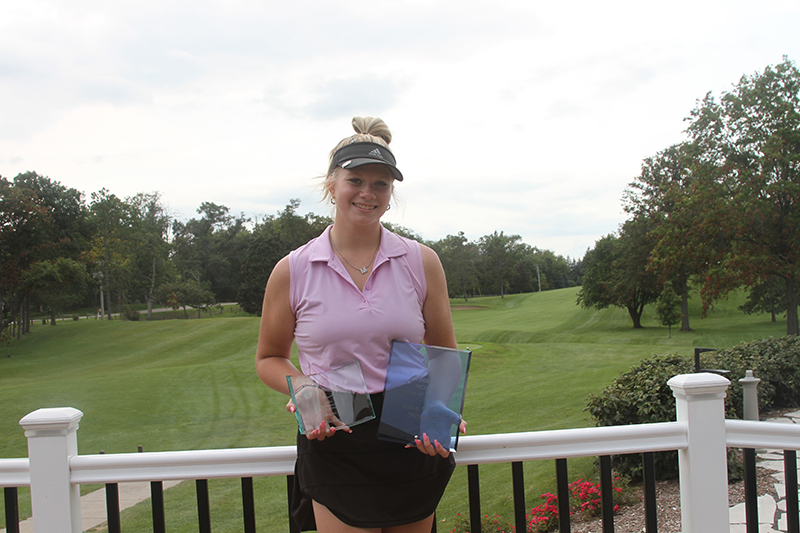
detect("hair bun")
(351, 116), (392, 145)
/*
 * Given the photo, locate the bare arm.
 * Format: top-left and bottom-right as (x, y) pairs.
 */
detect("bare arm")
(415, 244), (466, 456)
(420, 245), (461, 403)
(255, 256), (346, 439)
(255, 256), (302, 396)
(420, 244), (457, 349)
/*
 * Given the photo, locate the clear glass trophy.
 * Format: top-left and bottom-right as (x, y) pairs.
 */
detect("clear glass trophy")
(287, 361), (375, 436)
(378, 341), (472, 452)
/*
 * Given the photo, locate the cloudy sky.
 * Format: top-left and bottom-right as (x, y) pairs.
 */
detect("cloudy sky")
(2, 0), (798, 259)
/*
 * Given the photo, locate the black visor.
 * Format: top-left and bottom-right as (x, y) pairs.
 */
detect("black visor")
(331, 142), (403, 181)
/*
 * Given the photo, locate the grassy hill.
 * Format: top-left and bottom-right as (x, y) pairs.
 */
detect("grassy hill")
(0, 287), (786, 531)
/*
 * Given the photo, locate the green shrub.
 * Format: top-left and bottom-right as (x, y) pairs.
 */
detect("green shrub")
(121, 306), (141, 321)
(585, 355), (693, 427)
(703, 336), (800, 417)
(72, 314), (80, 321)
(585, 355), (693, 480)
(583, 336), (800, 480)
(448, 513), (513, 533)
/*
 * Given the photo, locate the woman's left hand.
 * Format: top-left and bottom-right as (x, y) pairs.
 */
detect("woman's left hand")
(408, 419), (467, 458)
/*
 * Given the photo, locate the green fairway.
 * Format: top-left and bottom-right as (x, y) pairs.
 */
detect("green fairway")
(0, 287), (786, 531)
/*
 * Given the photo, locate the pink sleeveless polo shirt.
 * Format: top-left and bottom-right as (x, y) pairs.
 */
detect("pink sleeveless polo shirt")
(288, 225), (427, 393)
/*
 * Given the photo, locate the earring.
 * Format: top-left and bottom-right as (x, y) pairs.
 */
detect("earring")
(386, 204), (391, 210)
(331, 199), (336, 205)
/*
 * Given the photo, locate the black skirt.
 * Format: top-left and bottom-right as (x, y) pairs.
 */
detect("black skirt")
(290, 392), (456, 530)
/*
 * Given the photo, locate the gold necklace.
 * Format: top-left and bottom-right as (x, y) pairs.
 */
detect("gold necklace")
(331, 238), (381, 275)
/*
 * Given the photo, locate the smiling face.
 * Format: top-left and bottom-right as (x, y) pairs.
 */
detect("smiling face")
(329, 164), (394, 227)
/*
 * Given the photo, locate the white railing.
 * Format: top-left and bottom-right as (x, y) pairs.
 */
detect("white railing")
(3, 373), (800, 533)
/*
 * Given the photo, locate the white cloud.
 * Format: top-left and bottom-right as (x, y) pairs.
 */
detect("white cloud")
(1, 0), (799, 258)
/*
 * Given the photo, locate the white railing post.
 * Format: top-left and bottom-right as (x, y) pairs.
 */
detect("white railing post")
(19, 407), (84, 533)
(668, 372), (731, 533)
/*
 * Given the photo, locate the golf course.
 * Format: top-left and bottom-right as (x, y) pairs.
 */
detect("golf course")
(0, 286), (787, 531)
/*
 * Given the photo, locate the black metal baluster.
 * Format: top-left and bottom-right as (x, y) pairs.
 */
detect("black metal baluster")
(197, 479), (211, 533)
(599, 455), (615, 533)
(556, 458), (570, 533)
(139, 446), (166, 533)
(99, 450), (121, 533)
(151, 481), (166, 533)
(242, 477), (256, 533)
(786, 450), (799, 533)
(468, 464), (481, 533)
(744, 448), (758, 533)
(642, 452), (658, 533)
(512, 462), (526, 533)
(3, 487), (19, 533)
(105, 483), (121, 533)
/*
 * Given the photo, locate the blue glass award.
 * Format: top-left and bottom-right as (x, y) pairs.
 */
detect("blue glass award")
(378, 341), (471, 451)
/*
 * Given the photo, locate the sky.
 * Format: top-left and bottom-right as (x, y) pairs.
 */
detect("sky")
(2, 0), (799, 259)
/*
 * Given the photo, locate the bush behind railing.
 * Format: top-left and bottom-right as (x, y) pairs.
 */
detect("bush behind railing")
(704, 335), (800, 417)
(585, 335), (800, 480)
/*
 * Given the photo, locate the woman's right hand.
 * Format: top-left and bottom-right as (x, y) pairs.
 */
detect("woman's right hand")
(288, 386), (352, 440)
(307, 420), (341, 440)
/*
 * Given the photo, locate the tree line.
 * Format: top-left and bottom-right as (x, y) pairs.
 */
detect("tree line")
(11, 58), (792, 340)
(577, 56), (800, 336)
(1, 178), (581, 339)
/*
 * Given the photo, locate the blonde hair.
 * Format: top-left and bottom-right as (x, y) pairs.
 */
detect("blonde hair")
(320, 117), (396, 205)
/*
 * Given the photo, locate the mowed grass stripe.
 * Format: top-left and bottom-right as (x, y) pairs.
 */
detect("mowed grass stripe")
(0, 287), (786, 530)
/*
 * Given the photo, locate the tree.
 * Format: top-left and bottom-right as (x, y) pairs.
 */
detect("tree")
(85, 190), (176, 320)
(157, 278), (216, 319)
(1, 173), (90, 336)
(477, 231), (525, 298)
(739, 276), (785, 322)
(577, 216), (660, 328)
(172, 202), (252, 302)
(238, 220), (284, 315)
(577, 235), (619, 316)
(1, 176), (53, 335)
(237, 200), (330, 315)
(685, 57), (800, 335)
(529, 248), (573, 290)
(11, 171), (90, 259)
(89, 189), (134, 318)
(273, 199), (330, 251)
(655, 281), (682, 337)
(126, 193), (173, 319)
(568, 257), (584, 286)
(431, 232), (478, 301)
(506, 243), (538, 294)
(624, 144), (697, 331)
(21, 258), (90, 325)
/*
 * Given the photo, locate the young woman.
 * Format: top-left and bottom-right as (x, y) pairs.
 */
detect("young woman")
(256, 116), (465, 532)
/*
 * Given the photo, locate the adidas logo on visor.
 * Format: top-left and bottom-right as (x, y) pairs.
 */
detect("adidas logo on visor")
(368, 148), (384, 159)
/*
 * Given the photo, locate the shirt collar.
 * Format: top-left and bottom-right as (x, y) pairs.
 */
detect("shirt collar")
(308, 224), (408, 264)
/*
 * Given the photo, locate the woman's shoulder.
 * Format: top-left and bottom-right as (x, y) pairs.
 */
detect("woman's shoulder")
(418, 243), (443, 273)
(382, 226), (424, 256)
(380, 227), (444, 272)
(267, 255), (291, 286)
(289, 226), (332, 263)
